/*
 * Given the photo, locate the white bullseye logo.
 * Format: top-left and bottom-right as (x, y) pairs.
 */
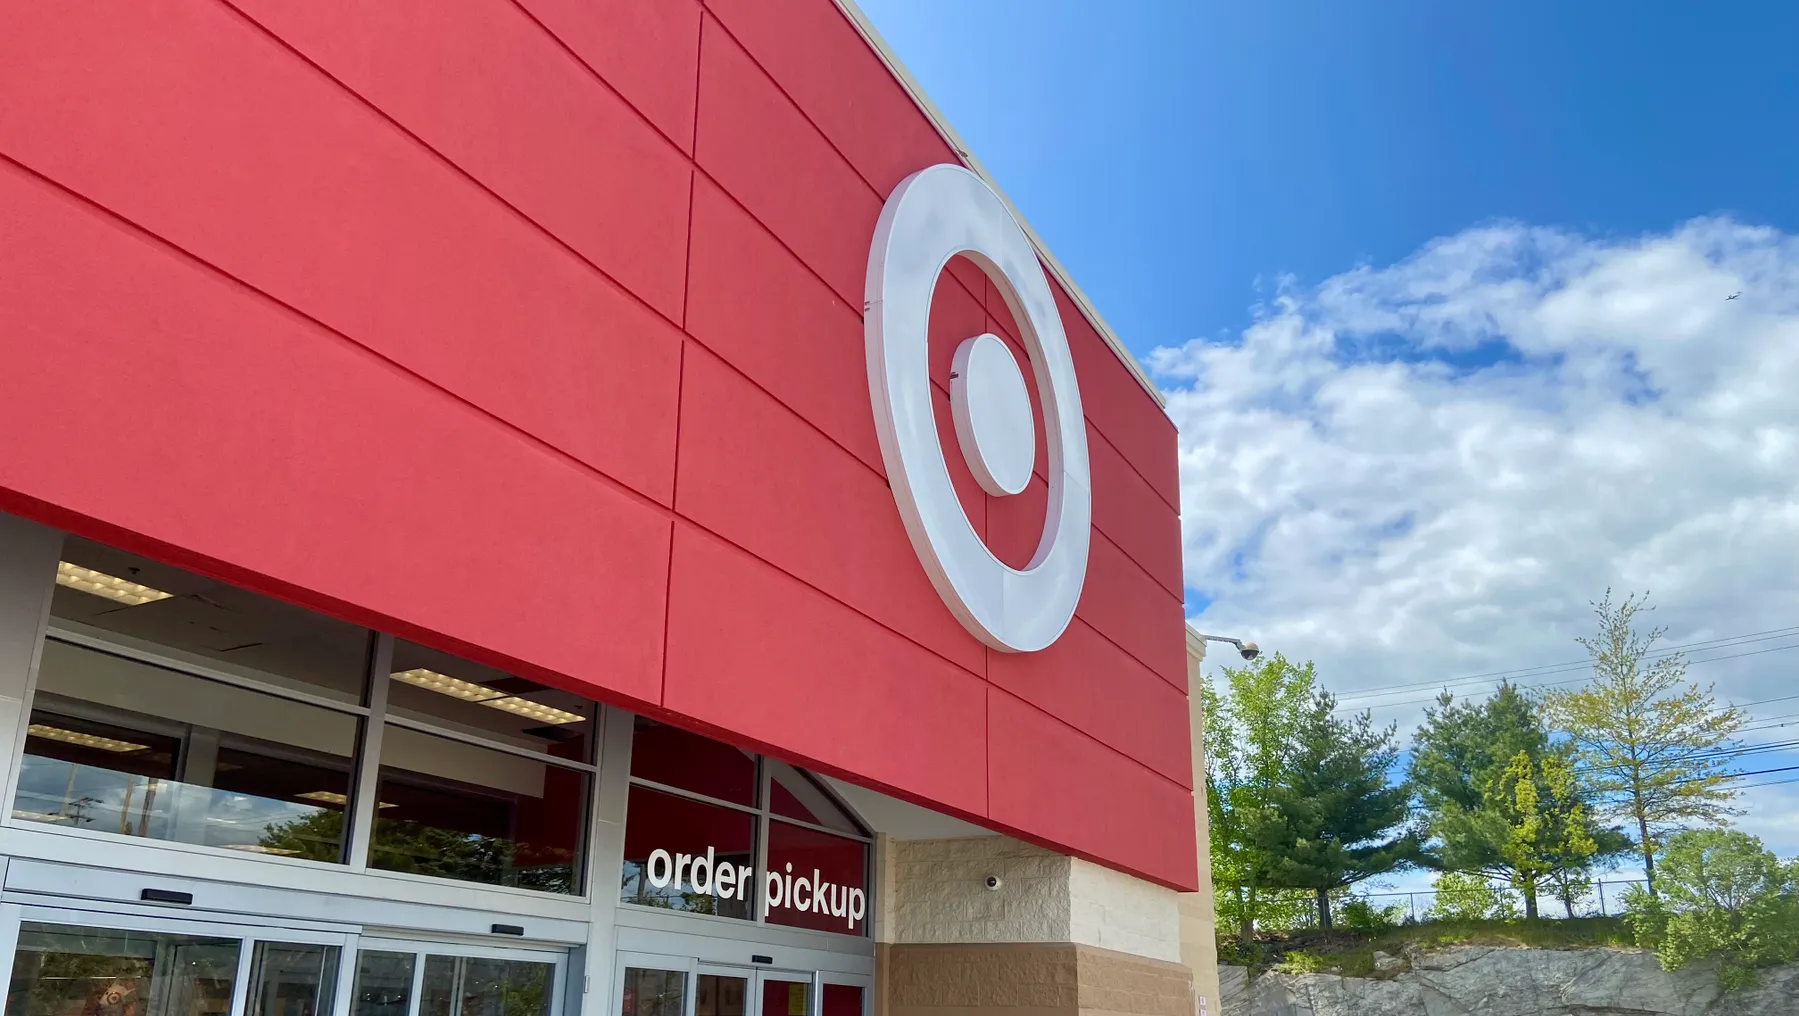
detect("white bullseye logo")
(864, 164), (1091, 653)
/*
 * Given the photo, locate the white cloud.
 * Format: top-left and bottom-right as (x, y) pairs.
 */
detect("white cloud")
(1157, 217), (1799, 851)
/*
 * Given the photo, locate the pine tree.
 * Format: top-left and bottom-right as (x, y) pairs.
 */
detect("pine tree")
(1260, 690), (1418, 929)
(1543, 590), (1746, 894)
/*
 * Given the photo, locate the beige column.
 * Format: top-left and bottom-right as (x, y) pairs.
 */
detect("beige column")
(1178, 629), (1223, 1016)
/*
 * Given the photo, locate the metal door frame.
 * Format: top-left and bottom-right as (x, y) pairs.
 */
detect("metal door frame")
(0, 901), (363, 1016)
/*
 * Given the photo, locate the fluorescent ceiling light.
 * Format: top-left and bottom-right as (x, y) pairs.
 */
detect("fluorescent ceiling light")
(296, 790), (394, 809)
(28, 724), (149, 753)
(56, 562), (173, 606)
(391, 668), (584, 725)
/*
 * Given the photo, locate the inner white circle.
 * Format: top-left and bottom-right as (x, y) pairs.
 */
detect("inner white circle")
(951, 333), (1035, 497)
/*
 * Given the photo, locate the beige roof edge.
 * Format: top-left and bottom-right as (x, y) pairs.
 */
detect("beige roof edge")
(831, 0), (1168, 410)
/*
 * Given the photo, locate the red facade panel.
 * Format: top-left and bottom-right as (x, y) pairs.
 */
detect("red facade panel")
(0, 0), (685, 505)
(685, 178), (882, 473)
(232, 0), (695, 323)
(987, 689), (1199, 890)
(663, 525), (990, 818)
(673, 345), (987, 675)
(0, 0), (1198, 889)
(517, 0), (703, 152)
(987, 621), (1193, 788)
(703, 0), (957, 195)
(0, 159), (672, 707)
(694, 15), (883, 306)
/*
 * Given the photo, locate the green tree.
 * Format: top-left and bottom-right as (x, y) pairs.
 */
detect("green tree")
(1259, 690), (1419, 930)
(1543, 591), (1746, 895)
(1411, 685), (1627, 918)
(1622, 829), (1799, 990)
(1203, 653), (1318, 945)
(1425, 870), (1521, 922)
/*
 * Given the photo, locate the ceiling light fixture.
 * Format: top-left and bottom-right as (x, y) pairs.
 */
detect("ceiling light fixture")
(296, 790), (394, 809)
(56, 562), (173, 606)
(390, 668), (584, 725)
(28, 724), (149, 753)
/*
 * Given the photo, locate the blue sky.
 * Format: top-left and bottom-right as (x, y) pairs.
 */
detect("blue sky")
(859, 0), (1799, 359)
(859, 1), (1799, 894)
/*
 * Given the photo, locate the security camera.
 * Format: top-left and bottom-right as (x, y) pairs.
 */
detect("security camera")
(984, 875), (1002, 891)
(1238, 641), (1261, 661)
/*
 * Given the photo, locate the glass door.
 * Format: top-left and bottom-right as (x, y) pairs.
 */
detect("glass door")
(748, 972), (807, 1016)
(349, 941), (565, 1016)
(0, 907), (349, 1016)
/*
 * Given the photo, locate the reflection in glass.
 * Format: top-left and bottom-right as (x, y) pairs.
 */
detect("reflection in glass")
(766, 762), (863, 835)
(695, 976), (745, 1016)
(3, 922), (240, 1016)
(13, 639), (358, 861)
(759, 980), (810, 1016)
(246, 943), (340, 1016)
(619, 785), (755, 919)
(52, 537), (371, 705)
(349, 952), (414, 1016)
(618, 969), (684, 1016)
(418, 956), (551, 1016)
(386, 640), (594, 764)
(629, 717), (757, 806)
(372, 725), (588, 894)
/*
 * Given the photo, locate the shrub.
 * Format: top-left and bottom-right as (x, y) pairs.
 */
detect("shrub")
(1338, 895), (1406, 931)
(1624, 829), (1799, 990)
(1425, 871), (1522, 922)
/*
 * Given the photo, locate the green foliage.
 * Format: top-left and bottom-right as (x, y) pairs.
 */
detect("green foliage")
(1411, 684), (1628, 918)
(1204, 653), (1322, 943)
(1622, 829), (1799, 990)
(1259, 690), (1420, 929)
(1425, 871), (1521, 922)
(1543, 591), (1746, 894)
(1337, 895), (1406, 931)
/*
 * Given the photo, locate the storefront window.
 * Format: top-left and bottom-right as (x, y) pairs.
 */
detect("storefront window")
(372, 725), (590, 895)
(764, 822), (868, 936)
(386, 641), (594, 766)
(14, 639), (358, 860)
(51, 537), (371, 706)
(3, 923), (241, 1016)
(619, 785), (756, 918)
(628, 717), (756, 806)
(620, 722), (871, 935)
(767, 762), (862, 835)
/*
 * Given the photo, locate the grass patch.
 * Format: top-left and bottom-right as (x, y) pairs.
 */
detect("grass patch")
(1219, 917), (1636, 979)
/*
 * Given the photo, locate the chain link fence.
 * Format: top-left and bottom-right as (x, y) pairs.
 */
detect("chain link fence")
(1221, 878), (1650, 930)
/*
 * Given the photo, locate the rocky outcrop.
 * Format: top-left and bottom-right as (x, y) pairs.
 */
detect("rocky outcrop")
(1219, 945), (1799, 1015)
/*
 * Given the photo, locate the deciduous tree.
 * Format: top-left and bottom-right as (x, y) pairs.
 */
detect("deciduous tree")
(1543, 590), (1746, 894)
(1203, 653), (1318, 944)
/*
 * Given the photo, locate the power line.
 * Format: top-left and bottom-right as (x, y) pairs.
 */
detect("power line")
(1330, 625), (1799, 705)
(1338, 642), (1799, 714)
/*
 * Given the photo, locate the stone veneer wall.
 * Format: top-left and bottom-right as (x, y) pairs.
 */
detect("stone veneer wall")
(887, 836), (1181, 963)
(875, 835), (1191, 1016)
(879, 943), (1192, 1016)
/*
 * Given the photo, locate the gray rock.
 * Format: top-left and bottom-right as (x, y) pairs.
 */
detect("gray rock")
(1373, 951), (1404, 973)
(1223, 946), (1797, 1016)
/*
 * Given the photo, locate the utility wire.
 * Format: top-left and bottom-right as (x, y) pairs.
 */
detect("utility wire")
(1331, 625), (1799, 705)
(1338, 642), (1799, 714)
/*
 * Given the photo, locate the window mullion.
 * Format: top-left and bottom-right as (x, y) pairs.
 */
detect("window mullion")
(346, 632), (393, 869)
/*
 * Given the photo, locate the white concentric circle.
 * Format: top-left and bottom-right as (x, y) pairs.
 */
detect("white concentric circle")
(950, 333), (1035, 497)
(865, 164), (1091, 653)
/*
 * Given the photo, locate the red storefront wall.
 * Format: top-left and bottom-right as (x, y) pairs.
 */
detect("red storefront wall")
(0, 0), (1195, 889)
